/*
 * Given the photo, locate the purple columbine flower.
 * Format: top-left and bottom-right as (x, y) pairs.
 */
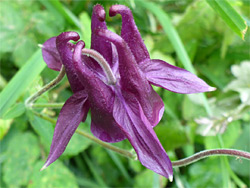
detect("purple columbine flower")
(40, 4), (215, 180)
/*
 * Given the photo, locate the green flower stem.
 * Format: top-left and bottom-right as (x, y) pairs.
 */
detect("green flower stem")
(32, 103), (64, 109)
(33, 110), (250, 169)
(25, 66), (65, 108)
(32, 110), (137, 160)
(171, 149), (250, 168)
(76, 129), (137, 160)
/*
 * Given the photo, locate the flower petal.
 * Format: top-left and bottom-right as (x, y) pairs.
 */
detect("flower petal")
(91, 5), (112, 67)
(42, 91), (89, 169)
(73, 41), (126, 143)
(113, 90), (173, 179)
(140, 59), (216, 94)
(41, 37), (62, 71)
(96, 29), (164, 126)
(109, 5), (150, 63)
(56, 32), (85, 93)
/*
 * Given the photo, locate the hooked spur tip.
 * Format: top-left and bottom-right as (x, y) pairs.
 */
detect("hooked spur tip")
(93, 4), (106, 22)
(40, 164), (48, 172)
(169, 175), (173, 182)
(38, 44), (44, 48)
(109, 5), (131, 17)
(208, 86), (217, 92)
(57, 31), (80, 43)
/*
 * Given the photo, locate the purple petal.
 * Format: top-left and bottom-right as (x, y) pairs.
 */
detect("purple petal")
(42, 91), (89, 169)
(96, 29), (164, 126)
(113, 91), (173, 179)
(56, 32), (85, 93)
(41, 37), (62, 71)
(91, 5), (112, 68)
(73, 41), (126, 143)
(140, 59), (216, 94)
(109, 5), (150, 63)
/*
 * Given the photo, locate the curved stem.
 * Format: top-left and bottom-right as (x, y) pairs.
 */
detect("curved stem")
(32, 110), (250, 169)
(25, 66), (65, 108)
(32, 103), (64, 109)
(82, 48), (116, 85)
(172, 149), (250, 167)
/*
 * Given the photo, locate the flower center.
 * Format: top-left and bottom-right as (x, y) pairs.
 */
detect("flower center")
(82, 48), (117, 85)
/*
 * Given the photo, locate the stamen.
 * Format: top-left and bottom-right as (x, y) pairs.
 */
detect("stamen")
(82, 48), (117, 85)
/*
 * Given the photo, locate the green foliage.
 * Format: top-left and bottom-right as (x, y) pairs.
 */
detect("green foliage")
(0, 0), (249, 187)
(206, 0), (248, 40)
(3, 132), (40, 187)
(27, 111), (92, 157)
(28, 161), (78, 188)
(0, 50), (45, 118)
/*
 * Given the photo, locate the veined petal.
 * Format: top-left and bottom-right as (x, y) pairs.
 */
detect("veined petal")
(91, 4), (112, 68)
(140, 59), (216, 94)
(56, 32), (84, 93)
(42, 91), (89, 169)
(109, 5), (150, 63)
(73, 41), (126, 143)
(96, 29), (164, 126)
(113, 91), (173, 179)
(41, 37), (62, 71)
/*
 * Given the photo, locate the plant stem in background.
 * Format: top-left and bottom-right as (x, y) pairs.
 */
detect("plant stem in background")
(25, 66), (65, 108)
(32, 109), (250, 169)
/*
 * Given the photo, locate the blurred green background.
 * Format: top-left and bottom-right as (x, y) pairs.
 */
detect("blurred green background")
(0, 0), (249, 187)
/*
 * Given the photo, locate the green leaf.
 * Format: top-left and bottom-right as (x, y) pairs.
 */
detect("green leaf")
(134, 169), (167, 188)
(28, 160), (78, 188)
(188, 159), (223, 187)
(206, 0), (248, 40)
(155, 121), (189, 151)
(0, 119), (11, 140)
(230, 125), (250, 177)
(48, 0), (81, 29)
(27, 111), (92, 157)
(79, 12), (91, 49)
(1, 103), (25, 120)
(205, 121), (241, 149)
(0, 2), (24, 53)
(3, 132), (40, 187)
(0, 50), (45, 118)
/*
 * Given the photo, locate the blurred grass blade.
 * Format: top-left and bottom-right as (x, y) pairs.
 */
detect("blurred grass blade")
(0, 50), (45, 118)
(82, 153), (107, 187)
(49, 0), (81, 29)
(137, 0), (196, 74)
(106, 150), (132, 182)
(206, 0), (247, 40)
(2, 103), (25, 120)
(138, 0), (212, 116)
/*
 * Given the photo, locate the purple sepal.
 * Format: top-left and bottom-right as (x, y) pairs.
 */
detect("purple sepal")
(91, 5), (112, 69)
(42, 91), (89, 168)
(73, 41), (126, 143)
(96, 29), (164, 126)
(109, 5), (150, 63)
(41, 37), (62, 71)
(140, 59), (216, 94)
(56, 32), (85, 93)
(113, 91), (173, 179)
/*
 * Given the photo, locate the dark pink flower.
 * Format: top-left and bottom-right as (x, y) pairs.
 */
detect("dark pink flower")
(41, 4), (215, 180)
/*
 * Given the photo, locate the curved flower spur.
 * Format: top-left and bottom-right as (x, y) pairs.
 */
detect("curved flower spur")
(40, 4), (215, 180)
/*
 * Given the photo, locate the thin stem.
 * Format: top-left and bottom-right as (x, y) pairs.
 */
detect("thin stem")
(172, 149), (250, 167)
(32, 111), (137, 160)
(76, 129), (137, 160)
(32, 103), (64, 109)
(82, 48), (116, 85)
(25, 66), (66, 108)
(32, 111), (250, 170)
